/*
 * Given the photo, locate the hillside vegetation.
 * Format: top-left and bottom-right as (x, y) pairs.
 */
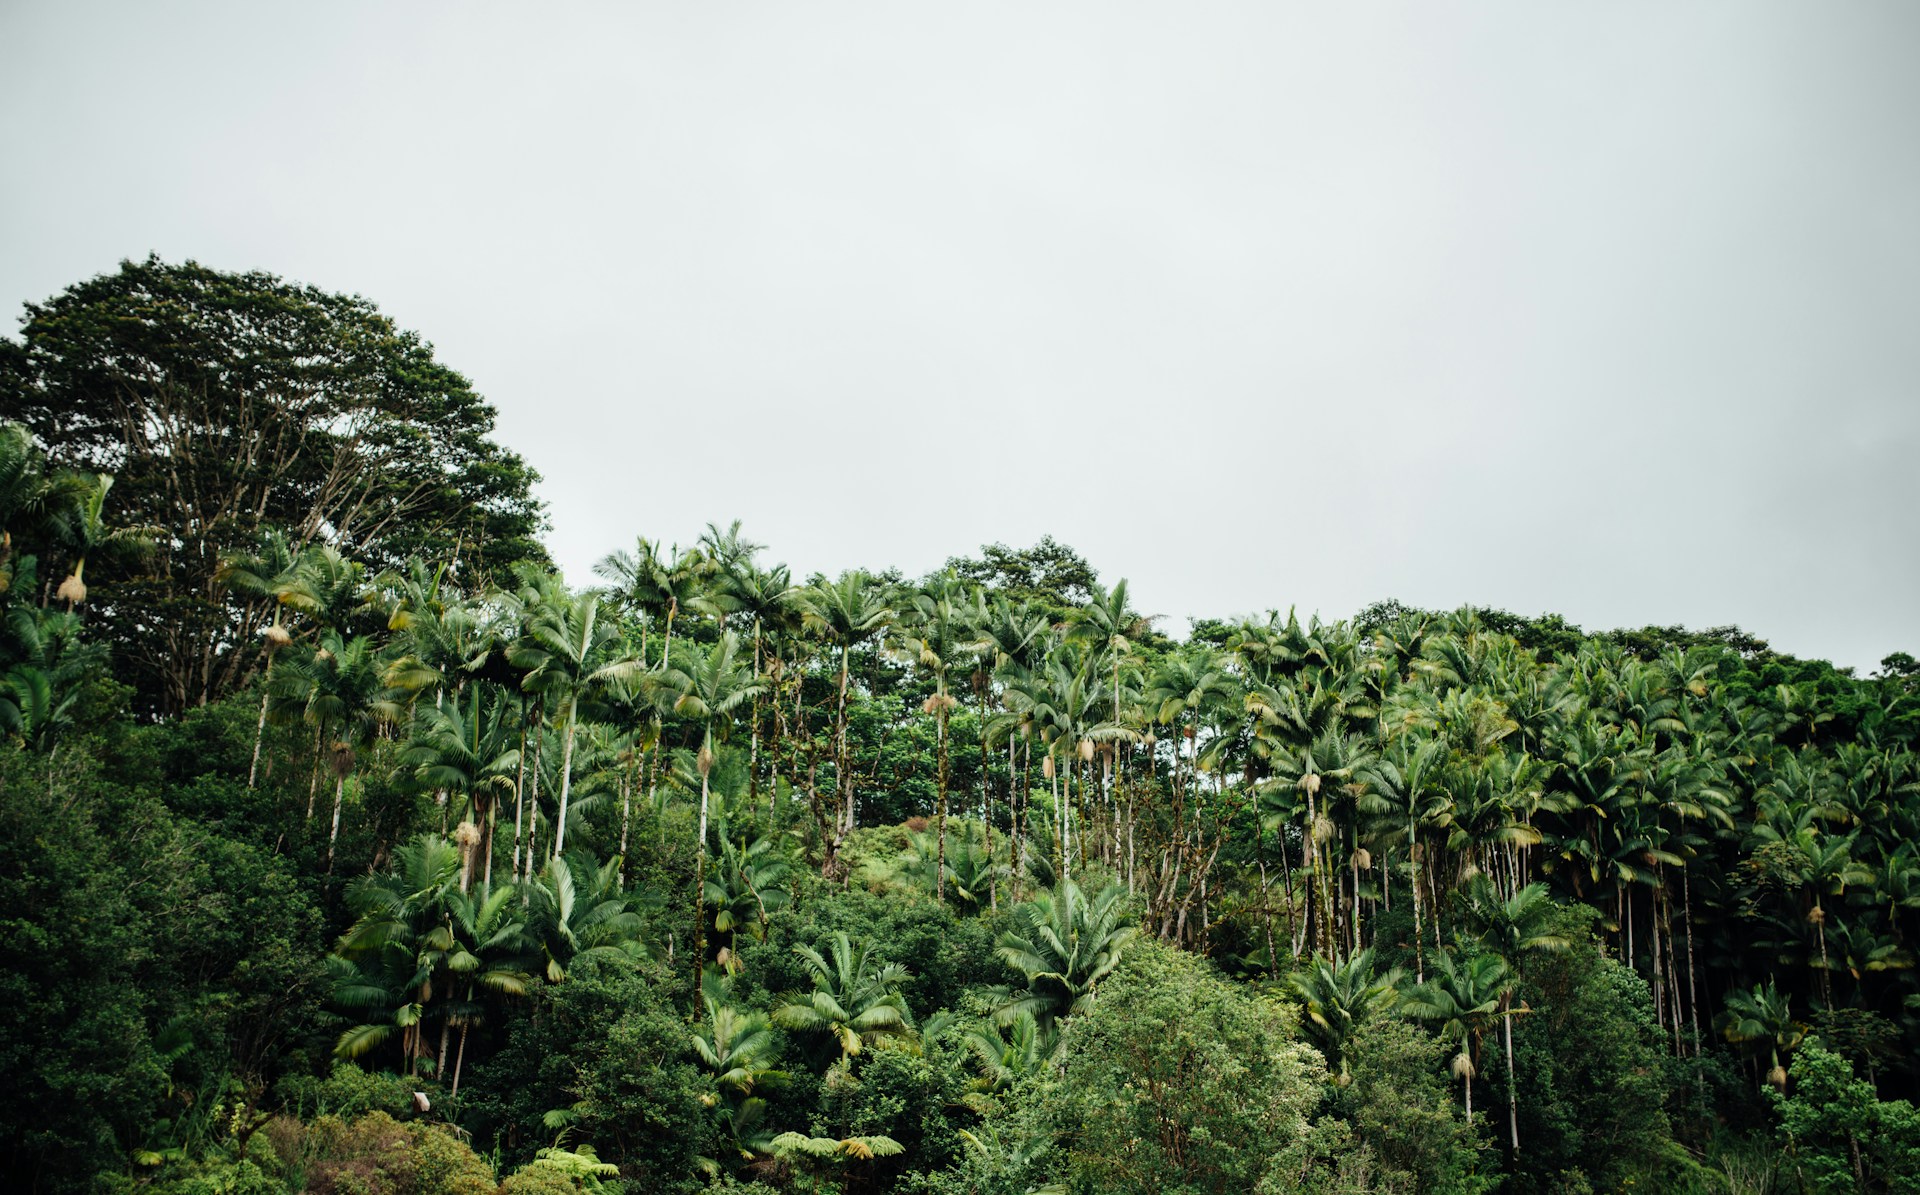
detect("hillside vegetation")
(4, 260), (1919, 1194)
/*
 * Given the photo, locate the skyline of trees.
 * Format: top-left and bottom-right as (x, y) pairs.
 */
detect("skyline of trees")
(4, 260), (1919, 1193)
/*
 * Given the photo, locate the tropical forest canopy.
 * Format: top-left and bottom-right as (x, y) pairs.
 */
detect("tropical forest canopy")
(3, 259), (1920, 1195)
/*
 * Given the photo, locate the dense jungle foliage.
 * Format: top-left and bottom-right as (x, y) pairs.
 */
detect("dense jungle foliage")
(4, 260), (1920, 1194)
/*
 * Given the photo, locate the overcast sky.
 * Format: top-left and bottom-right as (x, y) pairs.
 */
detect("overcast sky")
(3, 3), (1916, 669)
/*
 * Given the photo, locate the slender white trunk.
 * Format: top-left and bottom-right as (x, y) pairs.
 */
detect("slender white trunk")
(325, 773), (345, 869)
(249, 688), (269, 788)
(1505, 1006), (1520, 1150)
(552, 695), (579, 858)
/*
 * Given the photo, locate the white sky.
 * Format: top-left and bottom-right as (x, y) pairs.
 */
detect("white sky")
(3, 2), (1916, 669)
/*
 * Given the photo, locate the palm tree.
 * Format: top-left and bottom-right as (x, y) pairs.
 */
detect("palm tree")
(772, 932), (914, 1059)
(1461, 879), (1570, 1150)
(1718, 981), (1808, 1089)
(661, 631), (767, 966)
(441, 880), (535, 1096)
(525, 852), (652, 981)
(1287, 949), (1402, 1083)
(400, 685), (522, 886)
(704, 823), (793, 952)
(960, 1009), (1058, 1096)
(690, 972), (788, 1167)
(508, 588), (640, 858)
(897, 575), (970, 899)
(693, 974), (787, 1098)
(270, 630), (405, 868)
(215, 530), (301, 788)
(1400, 949), (1513, 1121)
(1069, 578), (1150, 725)
(941, 821), (1001, 914)
(799, 572), (896, 871)
(595, 536), (707, 668)
(45, 472), (152, 608)
(1, 610), (101, 756)
(994, 879), (1138, 1028)
(329, 835), (464, 1074)
(725, 559), (800, 807)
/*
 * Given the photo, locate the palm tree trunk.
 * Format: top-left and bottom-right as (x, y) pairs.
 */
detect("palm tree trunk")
(1684, 867), (1702, 1058)
(1504, 1008), (1519, 1150)
(695, 730), (718, 983)
(834, 644), (852, 863)
(935, 703), (949, 902)
(249, 686), (270, 788)
(483, 795), (496, 889)
(524, 727), (544, 880)
(451, 1012), (470, 1098)
(325, 773), (346, 870)
(750, 624), (763, 809)
(552, 695), (579, 859)
(1411, 830), (1425, 983)
(1051, 754), (1068, 888)
(307, 726), (322, 821)
(1650, 878), (1667, 1031)
(511, 718), (528, 879)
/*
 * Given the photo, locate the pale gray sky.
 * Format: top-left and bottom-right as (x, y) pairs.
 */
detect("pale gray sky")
(4, 3), (1916, 669)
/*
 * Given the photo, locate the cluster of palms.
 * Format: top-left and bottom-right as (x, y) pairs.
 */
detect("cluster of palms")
(327, 834), (652, 1093)
(219, 518), (1920, 1087)
(1286, 878), (1567, 1150)
(684, 873), (1138, 1175)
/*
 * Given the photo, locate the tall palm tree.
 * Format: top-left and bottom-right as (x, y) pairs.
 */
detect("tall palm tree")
(897, 575), (970, 899)
(704, 824), (794, 951)
(508, 588), (640, 858)
(270, 630), (405, 868)
(400, 685), (522, 886)
(1401, 950), (1512, 1121)
(1069, 578), (1151, 724)
(595, 536), (708, 668)
(1461, 879), (1570, 1149)
(726, 560), (801, 807)
(441, 880), (535, 1096)
(662, 631), (767, 966)
(329, 835), (465, 1074)
(799, 572), (895, 872)
(215, 530), (302, 788)
(45, 472), (152, 608)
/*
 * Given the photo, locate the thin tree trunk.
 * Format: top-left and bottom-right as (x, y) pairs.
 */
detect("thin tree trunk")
(524, 727), (544, 880)
(325, 773), (345, 870)
(451, 1017), (470, 1098)
(935, 703), (949, 902)
(483, 795), (496, 889)
(1411, 832), (1425, 983)
(1504, 1009), (1519, 1150)
(307, 727), (322, 821)
(511, 719), (529, 879)
(1684, 867), (1703, 1058)
(249, 686), (270, 788)
(551, 695), (579, 859)
(695, 753), (712, 987)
